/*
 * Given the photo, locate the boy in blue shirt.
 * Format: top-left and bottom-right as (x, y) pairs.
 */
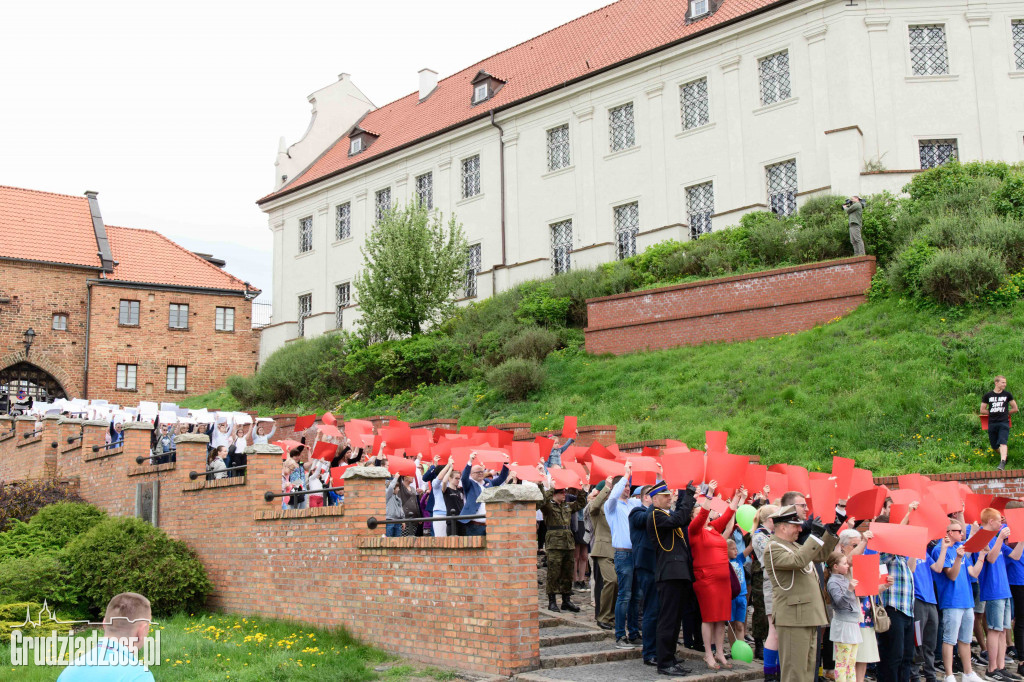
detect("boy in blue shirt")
(727, 538), (747, 644)
(977, 509), (1024, 681)
(931, 520), (986, 682)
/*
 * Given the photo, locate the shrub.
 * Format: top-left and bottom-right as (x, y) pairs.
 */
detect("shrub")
(0, 480), (83, 531)
(790, 214), (850, 262)
(986, 270), (1024, 306)
(918, 247), (1006, 306)
(0, 554), (76, 606)
(992, 173), (1024, 221)
(0, 602), (74, 639)
(973, 216), (1024, 273)
(502, 327), (560, 362)
(486, 358), (546, 401)
(860, 192), (905, 266)
(887, 240), (939, 297)
(27, 502), (108, 549)
(63, 517), (212, 616)
(516, 284), (572, 327)
(743, 212), (792, 265)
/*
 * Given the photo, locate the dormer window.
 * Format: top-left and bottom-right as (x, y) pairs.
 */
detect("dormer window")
(470, 70), (505, 106)
(347, 126), (378, 156)
(690, 0), (708, 16)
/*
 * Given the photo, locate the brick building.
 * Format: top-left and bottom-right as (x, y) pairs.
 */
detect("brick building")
(0, 185), (260, 405)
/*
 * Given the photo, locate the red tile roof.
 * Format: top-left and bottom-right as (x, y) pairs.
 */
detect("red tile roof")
(259, 0), (786, 205)
(105, 225), (252, 292)
(0, 185), (102, 267)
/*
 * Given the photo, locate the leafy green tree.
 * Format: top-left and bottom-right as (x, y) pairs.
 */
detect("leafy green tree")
(355, 202), (468, 339)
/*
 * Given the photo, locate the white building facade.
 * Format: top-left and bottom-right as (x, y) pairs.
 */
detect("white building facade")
(258, 0), (1024, 361)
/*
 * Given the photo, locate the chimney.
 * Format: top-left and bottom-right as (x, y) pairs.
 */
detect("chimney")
(418, 68), (438, 101)
(84, 191), (115, 273)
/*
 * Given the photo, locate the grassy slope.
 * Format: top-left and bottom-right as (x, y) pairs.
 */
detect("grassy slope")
(188, 298), (1024, 476)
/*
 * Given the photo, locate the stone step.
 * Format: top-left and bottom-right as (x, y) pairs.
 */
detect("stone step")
(539, 639), (643, 669)
(519, 658), (763, 681)
(539, 626), (612, 647)
(539, 615), (564, 629)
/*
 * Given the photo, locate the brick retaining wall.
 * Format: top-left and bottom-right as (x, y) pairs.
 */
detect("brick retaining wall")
(584, 256), (877, 355)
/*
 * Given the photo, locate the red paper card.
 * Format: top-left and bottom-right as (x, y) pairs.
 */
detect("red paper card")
(318, 424), (342, 438)
(705, 430), (728, 454)
(889, 503), (911, 524)
(590, 456), (627, 485)
(460, 425), (479, 436)
(312, 441), (338, 461)
(662, 451), (706, 490)
(665, 439), (688, 450)
(705, 452), (749, 499)
(565, 462), (588, 484)
(909, 498), (952, 541)
(330, 465), (348, 486)
(963, 528), (997, 554)
(509, 464), (544, 483)
(852, 554), (881, 596)
(371, 434), (383, 457)
(535, 436), (554, 462)
(386, 456), (416, 477)
(847, 487), (886, 523)
(562, 416), (578, 439)
(709, 496), (730, 515)
(768, 463), (788, 474)
(587, 441), (616, 461)
(810, 472), (832, 481)
(867, 522), (929, 559)
(980, 415), (1011, 430)
(965, 494), (995, 525)
(743, 464), (767, 499)
(293, 414), (317, 432)
(510, 442), (541, 467)
(642, 447), (662, 460)
(888, 488), (921, 505)
(549, 467), (583, 490)
(765, 471), (788, 499)
(787, 465), (811, 498)
(897, 474), (930, 495)
(408, 434), (432, 458)
(346, 419), (373, 433)
(388, 419), (410, 429)
(848, 468), (876, 497)
(322, 412), (337, 426)
(928, 481), (964, 514)
(809, 478), (837, 524)
(1004, 508), (1024, 543)
(831, 456), (856, 500)
(379, 426), (411, 449)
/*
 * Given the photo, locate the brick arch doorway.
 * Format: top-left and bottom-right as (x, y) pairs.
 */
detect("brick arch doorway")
(0, 362), (68, 404)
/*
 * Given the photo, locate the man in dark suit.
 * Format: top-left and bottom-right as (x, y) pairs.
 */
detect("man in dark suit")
(647, 480), (696, 677)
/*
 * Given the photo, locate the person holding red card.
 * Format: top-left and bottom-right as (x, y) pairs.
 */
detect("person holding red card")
(538, 473), (588, 613)
(976, 508), (1024, 680)
(689, 481), (743, 671)
(930, 520), (986, 682)
(825, 552), (862, 682)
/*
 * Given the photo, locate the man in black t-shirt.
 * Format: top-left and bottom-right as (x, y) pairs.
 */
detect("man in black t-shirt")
(982, 375), (1018, 470)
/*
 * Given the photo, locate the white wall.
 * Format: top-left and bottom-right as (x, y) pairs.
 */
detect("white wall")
(259, 0), (1024, 362)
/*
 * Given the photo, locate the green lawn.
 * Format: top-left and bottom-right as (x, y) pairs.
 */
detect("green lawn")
(187, 298), (1024, 477)
(0, 612), (455, 681)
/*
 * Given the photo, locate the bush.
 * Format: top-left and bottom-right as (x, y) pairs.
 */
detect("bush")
(27, 502), (108, 548)
(515, 284), (572, 327)
(0, 554), (76, 606)
(918, 247), (1006, 306)
(993, 173), (1024, 221)
(860, 192), (903, 266)
(486, 358), (546, 401)
(743, 212), (792, 265)
(0, 480), (83, 531)
(502, 327), (560, 362)
(790, 215), (850, 263)
(973, 216), (1024, 273)
(0, 602), (74, 639)
(63, 517), (212, 616)
(887, 240), (939, 297)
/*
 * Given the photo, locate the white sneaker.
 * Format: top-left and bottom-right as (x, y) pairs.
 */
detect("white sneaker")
(967, 672), (988, 682)
(947, 675), (960, 682)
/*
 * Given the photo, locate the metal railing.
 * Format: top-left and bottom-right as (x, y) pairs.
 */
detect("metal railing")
(189, 465), (247, 480)
(263, 486), (342, 504)
(136, 451), (176, 464)
(91, 442), (124, 453)
(365, 513), (485, 530)
(23, 428), (43, 439)
(66, 434), (83, 444)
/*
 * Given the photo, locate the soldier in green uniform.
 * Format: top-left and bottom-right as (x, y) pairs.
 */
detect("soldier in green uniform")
(539, 476), (588, 613)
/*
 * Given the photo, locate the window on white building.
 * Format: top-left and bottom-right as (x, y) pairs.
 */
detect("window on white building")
(680, 78), (710, 130)
(909, 25), (949, 76)
(52, 314), (67, 331)
(335, 283), (350, 329)
(298, 216), (313, 252)
(758, 51), (792, 106)
(462, 155), (481, 198)
(166, 366), (186, 392)
(766, 160), (798, 216)
(546, 124), (571, 171)
(335, 203), (351, 240)
(551, 220), (573, 275)
(1012, 20), (1024, 71)
(465, 244), (482, 298)
(686, 182), (715, 239)
(215, 307), (235, 332)
(614, 202), (639, 260)
(169, 303), (189, 329)
(375, 188), (391, 224)
(116, 364), (137, 391)
(919, 139), (958, 169)
(609, 103), (635, 152)
(297, 294), (312, 336)
(416, 172), (433, 209)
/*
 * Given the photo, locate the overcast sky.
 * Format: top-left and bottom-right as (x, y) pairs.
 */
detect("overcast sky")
(1, 0), (610, 297)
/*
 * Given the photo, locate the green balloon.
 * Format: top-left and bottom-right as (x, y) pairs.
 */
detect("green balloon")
(731, 640), (754, 663)
(736, 504), (757, 532)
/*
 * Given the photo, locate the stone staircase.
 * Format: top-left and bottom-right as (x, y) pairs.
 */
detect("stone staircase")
(517, 610), (765, 682)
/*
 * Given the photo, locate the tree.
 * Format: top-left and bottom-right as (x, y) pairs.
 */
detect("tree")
(355, 202), (468, 339)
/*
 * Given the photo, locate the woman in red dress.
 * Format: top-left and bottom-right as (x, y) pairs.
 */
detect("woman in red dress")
(689, 481), (746, 670)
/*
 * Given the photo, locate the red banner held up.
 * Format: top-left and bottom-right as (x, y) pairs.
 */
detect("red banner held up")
(549, 467), (583, 490)
(743, 464), (768, 499)
(624, 456), (659, 486)
(847, 487), (887, 523)
(964, 494), (995, 525)
(562, 416), (578, 439)
(1004, 508), (1024, 543)
(322, 412), (337, 426)
(787, 465), (812, 497)
(293, 414), (317, 432)
(510, 442), (541, 467)
(831, 456), (856, 500)
(908, 498), (952, 541)
(866, 522), (929, 559)
(705, 430), (728, 454)
(330, 465), (349, 487)
(765, 471), (788, 499)
(809, 478), (837, 524)
(852, 553), (881, 596)
(963, 528), (997, 554)
(312, 441), (338, 461)
(848, 468), (876, 497)
(318, 424), (343, 439)
(509, 464), (544, 483)
(704, 452), (749, 499)
(386, 456), (416, 477)
(887, 488), (921, 505)
(590, 456), (627, 486)
(662, 451), (705, 490)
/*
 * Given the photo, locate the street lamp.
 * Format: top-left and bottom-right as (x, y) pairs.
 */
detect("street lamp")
(23, 328), (36, 356)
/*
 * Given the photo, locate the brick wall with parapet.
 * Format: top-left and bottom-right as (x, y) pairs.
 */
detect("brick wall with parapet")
(584, 256), (877, 355)
(8, 420), (543, 677)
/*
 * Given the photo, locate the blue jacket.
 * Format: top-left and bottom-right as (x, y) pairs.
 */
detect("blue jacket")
(460, 463), (509, 524)
(545, 438), (574, 468)
(629, 504), (656, 572)
(422, 464), (442, 515)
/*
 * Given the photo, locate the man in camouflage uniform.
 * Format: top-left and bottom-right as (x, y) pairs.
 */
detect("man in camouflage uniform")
(539, 480), (587, 612)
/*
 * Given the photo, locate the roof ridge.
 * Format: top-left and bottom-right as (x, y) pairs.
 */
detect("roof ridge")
(106, 224), (252, 290)
(0, 185), (88, 202)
